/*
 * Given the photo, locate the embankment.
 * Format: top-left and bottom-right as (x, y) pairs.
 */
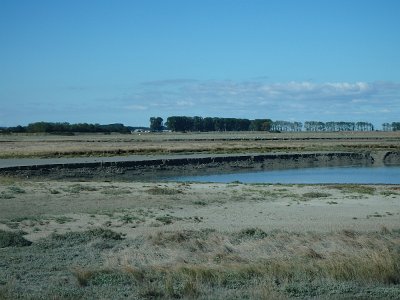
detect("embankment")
(1, 151), (398, 180)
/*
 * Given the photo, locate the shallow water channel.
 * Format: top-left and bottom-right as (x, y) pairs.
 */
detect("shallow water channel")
(168, 165), (400, 184)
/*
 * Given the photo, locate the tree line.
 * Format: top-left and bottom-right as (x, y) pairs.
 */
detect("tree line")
(0, 122), (134, 134)
(2, 119), (399, 134)
(304, 121), (374, 132)
(382, 122), (400, 132)
(152, 116), (400, 132)
(163, 116), (272, 132)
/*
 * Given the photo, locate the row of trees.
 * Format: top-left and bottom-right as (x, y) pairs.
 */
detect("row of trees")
(0, 122), (133, 134)
(304, 121), (374, 132)
(383, 122), (400, 131)
(163, 116), (272, 132)
(152, 116), (400, 132)
(2, 119), (399, 134)
(270, 121), (303, 132)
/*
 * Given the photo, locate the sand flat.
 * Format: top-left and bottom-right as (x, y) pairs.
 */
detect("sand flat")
(1, 180), (398, 241)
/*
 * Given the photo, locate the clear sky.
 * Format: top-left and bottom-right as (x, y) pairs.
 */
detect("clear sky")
(1, 0), (399, 128)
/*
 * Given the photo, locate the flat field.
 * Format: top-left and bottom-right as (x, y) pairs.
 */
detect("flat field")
(0, 132), (399, 299)
(0, 131), (399, 158)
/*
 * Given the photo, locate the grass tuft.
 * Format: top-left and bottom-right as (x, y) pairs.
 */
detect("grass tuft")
(48, 228), (124, 246)
(0, 230), (32, 248)
(330, 184), (376, 195)
(7, 186), (26, 194)
(64, 184), (98, 194)
(302, 192), (331, 199)
(155, 215), (181, 225)
(236, 227), (268, 240)
(0, 192), (15, 199)
(101, 187), (131, 195)
(146, 186), (183, 195)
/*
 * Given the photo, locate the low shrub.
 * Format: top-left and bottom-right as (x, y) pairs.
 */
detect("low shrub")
(0, 230), (32, 247)
(236, 227), (268, 241)
(146, 187), (183, 195)
(48, 228), (124, 245)
(330, 185), (376, 195)
(302, 192), (331, 199)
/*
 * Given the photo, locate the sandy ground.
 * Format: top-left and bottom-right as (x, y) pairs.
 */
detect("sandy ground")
(1, 180), (399, 241)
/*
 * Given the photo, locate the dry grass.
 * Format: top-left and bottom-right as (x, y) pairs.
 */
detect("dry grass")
(69, 228), (400, 299)
(1, 225), (399, 299)
(1, 131), (399, 158)
(146, 186), (184, 195)
(1, 180), (399, 298)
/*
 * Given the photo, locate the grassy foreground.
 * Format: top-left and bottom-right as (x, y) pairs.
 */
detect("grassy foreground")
(0, 228), (399, 299)
(0, 179), (399, 299)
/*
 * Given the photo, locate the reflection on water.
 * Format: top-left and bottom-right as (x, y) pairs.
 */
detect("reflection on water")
(168, 166), (400, 184)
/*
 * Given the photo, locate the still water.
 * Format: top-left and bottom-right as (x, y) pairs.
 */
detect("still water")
(169, 166), (400, 184)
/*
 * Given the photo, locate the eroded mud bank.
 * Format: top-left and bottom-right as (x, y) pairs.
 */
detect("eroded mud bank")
(1, 151), (398, 180)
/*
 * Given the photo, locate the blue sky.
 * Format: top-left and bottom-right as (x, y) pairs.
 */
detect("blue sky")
(1, 0), (399, 128)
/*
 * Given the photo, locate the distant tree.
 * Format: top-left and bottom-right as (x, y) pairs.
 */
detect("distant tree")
(203, 117), (215, 131)
(166, 116), (269, 132)
(166, 116), (193, 132)
(271, 120), (300, 132)
(356, 122), (374, 131)
(24, 121), (131, 134)
(304, 121), (375, 132)
(7, 125), (26, 133)
(100, 123), (130, 133)
(250, 119), (272, 131)
(382, 123), (392, 131)
(392, 122), (400, 131)
(149, 117), (163, 131)
(193, 116), (204, 131)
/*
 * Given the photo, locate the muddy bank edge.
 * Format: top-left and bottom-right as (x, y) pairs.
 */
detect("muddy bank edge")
(0, 151), (399, 180)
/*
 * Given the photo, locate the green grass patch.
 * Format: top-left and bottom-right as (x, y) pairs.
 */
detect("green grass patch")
(302, 192), (331, 199)
(119, 214), (145, 224)
(101, 187), (131, 195)
(0, 230), (32, 247)
(381, 190), (400, 197)
(54, 216), (75, 224)
(146, 187), (183, 195)
(243, 188), (298, 199)
(193, 200), (207, 206)
(155, 215), (181, 225)
(235, 227), (268, 241)
(330, 184), (376, 195)
(46, 228), (125, 246)
(0, 192), (14, 199)
(7, 186), (26, 194)
(4, 216), (45, 229)
(63, 184), (98, 194)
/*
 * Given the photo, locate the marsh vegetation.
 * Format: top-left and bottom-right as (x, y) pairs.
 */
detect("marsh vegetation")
(0, 179), (399, 299)
(0, 131), (399, 158)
